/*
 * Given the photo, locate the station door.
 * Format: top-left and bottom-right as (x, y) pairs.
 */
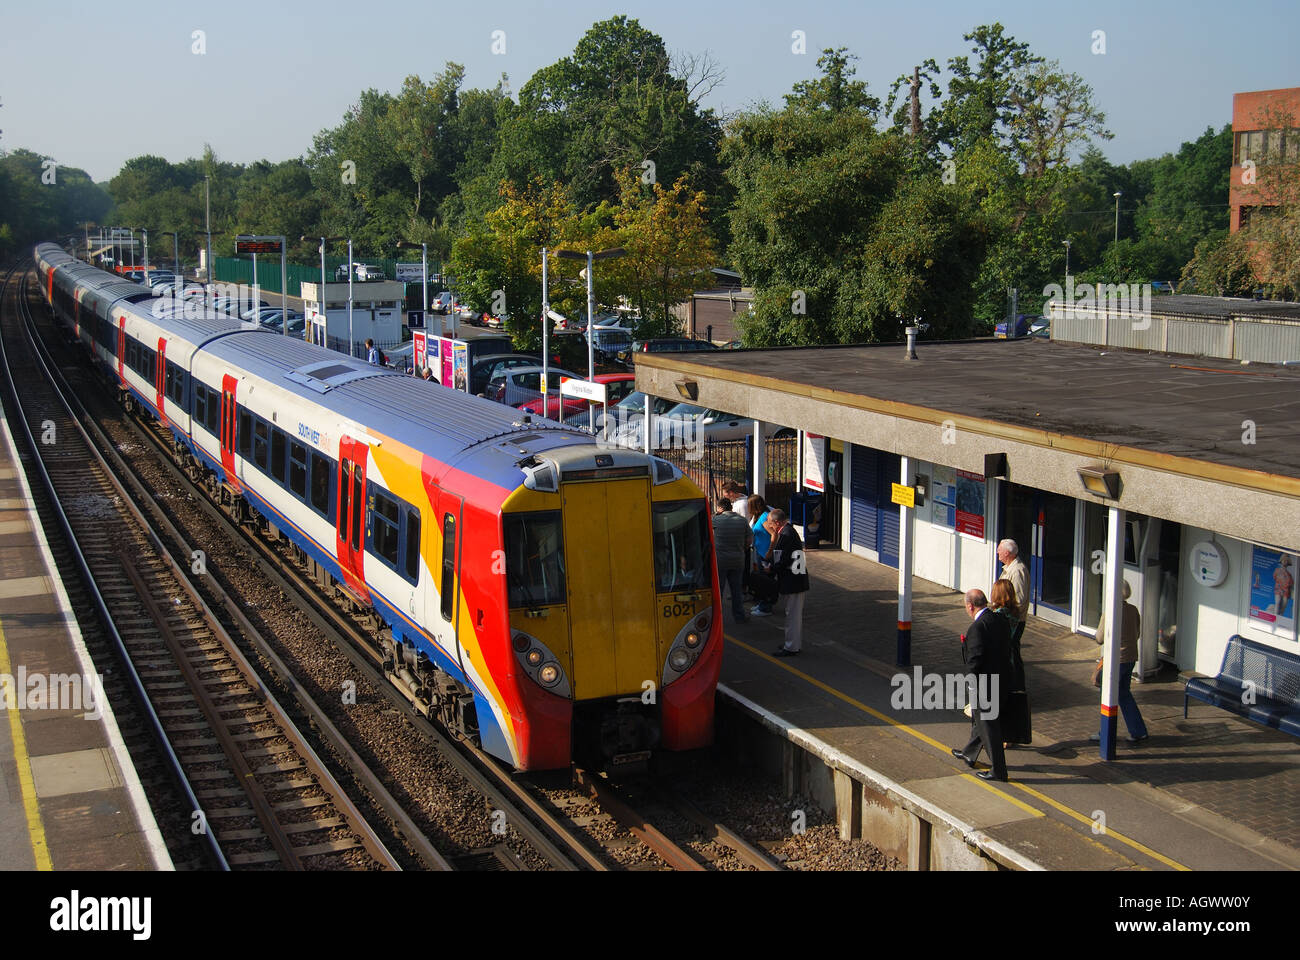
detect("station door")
(849, 445), (901, 568)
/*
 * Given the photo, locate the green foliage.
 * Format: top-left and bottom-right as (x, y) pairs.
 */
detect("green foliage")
(0, 149), (110, 258)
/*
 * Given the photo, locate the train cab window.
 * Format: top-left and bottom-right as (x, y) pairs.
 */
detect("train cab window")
(237, 411), (252, 458)
(288, 442), (307, 499)
(440, 514), (456, 622)
(271, 429), (286, 484)
(652, 500), (711, 593)
(253, 420), (269, 471)
(503, 512), (566, 608)
(368, 487), (400, 567)
(350, 468), (363, 551)
(403, 509), (421, 584)
(311, 452), (332, 520)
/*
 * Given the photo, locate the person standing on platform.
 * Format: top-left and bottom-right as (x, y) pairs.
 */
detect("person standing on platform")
(765, 508), (809, 657)
(711, 497), (753, 624)
(991, 578), (1032, 746)
(366, 338), (378, 365)
(724, 480), (751, 521)
(951, 588), (1013, 781)
(1090, 581), (1149, 744)
(997, 539), (1029, 645)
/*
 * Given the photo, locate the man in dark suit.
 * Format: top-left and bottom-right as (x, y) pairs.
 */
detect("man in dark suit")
(951, 588), (1013, 781)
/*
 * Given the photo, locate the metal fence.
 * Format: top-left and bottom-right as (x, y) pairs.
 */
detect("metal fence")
(655, 435), (797, 507)
(212, 256), (441, 299)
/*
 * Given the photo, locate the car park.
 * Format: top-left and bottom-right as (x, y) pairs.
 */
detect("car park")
(516, 372), (636, 420)
(609, 402), (792, 450)
(563, 390), (676, 431)
(487, 365), (582, 408)
(618, 337), (719, 365)
(469, 353), (542, 396)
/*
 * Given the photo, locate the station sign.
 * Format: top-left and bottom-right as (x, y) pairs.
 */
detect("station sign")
(890, 483), (916, 508)
(560, 377), (606, 402)
(407, 309), (424, 330)
(235, 237), (283, 255)
(394, 262), (425, 282)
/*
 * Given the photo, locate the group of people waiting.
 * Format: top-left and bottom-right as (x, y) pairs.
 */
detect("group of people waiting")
(951, 538), (1148, 782)
(711, 480), (809, 658)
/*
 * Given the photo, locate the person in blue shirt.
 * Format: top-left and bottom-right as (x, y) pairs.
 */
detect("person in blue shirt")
(366, 338), (378, 364)
(748, 494), (775, 615)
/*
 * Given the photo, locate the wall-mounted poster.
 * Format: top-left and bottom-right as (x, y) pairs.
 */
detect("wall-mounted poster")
(453, 341), (469, 392)
(803, 433), (826, 491)
(931, 465), (956, 529)
(413, 331), (426, 373)
(1249, 546), (1296, 636)
(440, 337), (453, 387)
(954, 470), (986, 539)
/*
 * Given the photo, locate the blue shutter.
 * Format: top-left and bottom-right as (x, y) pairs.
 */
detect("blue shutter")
(850, 445), (878, 551)
(878, 453), (901, 568)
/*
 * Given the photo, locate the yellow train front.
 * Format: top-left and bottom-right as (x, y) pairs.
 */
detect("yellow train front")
(492, 446), (723, 770)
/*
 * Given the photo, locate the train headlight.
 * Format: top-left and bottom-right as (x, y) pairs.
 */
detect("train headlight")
(513, 633), (531, 653)
(668, 648), (693, 671)
(539, 663), (561, 686)
(527, 648), (544, 666)
(684, 631), (702, 649)
(695, 614), (709, 632)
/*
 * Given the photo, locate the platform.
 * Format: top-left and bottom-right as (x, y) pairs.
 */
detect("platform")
(0, 409), (170, 870)
(718, 548), (1300, 871)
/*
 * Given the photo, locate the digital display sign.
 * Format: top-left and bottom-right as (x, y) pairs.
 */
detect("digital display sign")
(235, 238), (283, 254)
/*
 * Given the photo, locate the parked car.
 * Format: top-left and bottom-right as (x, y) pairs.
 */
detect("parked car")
(470, 353), (544, 396)
(591, 313), (638, 332)
(618, 337), (719, 365)
(549, 330), (628, 373)
(516, 372), (636, 420)
(565, 390), (676, 431)
(356, 264), (385, 281)
(609, 402), (792, 450)
(487, 366), (581, 408)
(257, 309), (303, 327)
(433, 291), (453, 313)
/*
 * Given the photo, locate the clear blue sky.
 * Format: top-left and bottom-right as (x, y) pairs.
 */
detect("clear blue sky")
(3, 0), (1297, 183)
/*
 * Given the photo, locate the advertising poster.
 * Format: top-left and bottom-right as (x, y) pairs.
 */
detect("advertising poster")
(440, 338), (453, 387)
(802, 433), (826, 491)
(413, 331), (426, 373)
(931, 465), (956, 529)
(1249, 546), (1296, 635)
(955, 470), (987, 539)
(453, 341), (469, 392)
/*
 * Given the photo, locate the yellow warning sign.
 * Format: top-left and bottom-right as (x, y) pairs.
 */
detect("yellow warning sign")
(891, 483), (916, 508)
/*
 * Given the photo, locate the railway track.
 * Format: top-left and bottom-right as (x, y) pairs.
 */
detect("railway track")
(17, 262), (783, 872)
(1, 264), (410, 870)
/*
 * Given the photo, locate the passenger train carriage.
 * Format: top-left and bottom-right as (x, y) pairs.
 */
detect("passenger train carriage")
(34, 243), (722, 770)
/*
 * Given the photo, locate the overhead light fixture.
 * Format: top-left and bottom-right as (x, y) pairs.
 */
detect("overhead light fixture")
(1077, 464), (1121, 499)
(675, 379), (698, 401)
(984, 453), (1008, 479)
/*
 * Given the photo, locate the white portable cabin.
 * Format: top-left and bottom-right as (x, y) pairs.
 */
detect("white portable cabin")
(301, 280), (405, 355)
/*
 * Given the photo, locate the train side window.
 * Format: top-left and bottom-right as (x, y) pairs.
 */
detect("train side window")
(194, 385), (206, 425)
(338, 459), (352, 534)
(403, 509), (420, 584)
(440, 514), (456, 622)
(310, 452), (331, 518)
(206, 389), (220, 436)
(271, 428), (286, 484)
(288, 442), (307, 499)
(237, 410), (252, 458)
(368, 487), (400, 568)
(253, 419), (269, 471)
(350, 467), (363, 551)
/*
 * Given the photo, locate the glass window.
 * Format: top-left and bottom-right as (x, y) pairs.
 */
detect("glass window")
(339, 460), (352, 533)
(369, 487), (400, 567)
(653, 500), (711, 593)
(440, 514), (457, 621)
(194, 385), (206, 426)
(404, 508), (421, 583)
(311, 452), (331, 518)
(253, 420), (269, 470)
(206, 390), (220, 436)
(350, 467), (363, 550)
(271, 429), (286, 483)
(503, 512), (566, 608)
(289, 442), (307, 498)
(237, 410), (252, 458)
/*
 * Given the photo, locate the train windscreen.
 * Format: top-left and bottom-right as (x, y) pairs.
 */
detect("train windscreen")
(652, 501), (711, 593)
(505, 512), (567, 608)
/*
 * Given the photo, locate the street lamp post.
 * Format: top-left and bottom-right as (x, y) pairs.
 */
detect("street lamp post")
(542, 248), (550, 418)
(555, 247), (625, 431)
(1113, 191), (1122, 279)
(204, 176), (213, 312)
(304, 236), (347, 349)
(142, 228), (149, 277)
(348, 239), (355, 358)
(161, 231), (179, 279)
(1062, 239), (1071, 287)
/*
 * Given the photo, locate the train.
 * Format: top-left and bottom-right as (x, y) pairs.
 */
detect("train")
(32, 242), (723, 771)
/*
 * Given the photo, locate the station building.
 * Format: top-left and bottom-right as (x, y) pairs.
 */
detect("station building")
(301, 280), (404, 353)
(634, 335), (1300, 682)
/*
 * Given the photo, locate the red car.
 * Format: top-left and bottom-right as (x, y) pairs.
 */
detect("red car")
(517, 372), (636, 420)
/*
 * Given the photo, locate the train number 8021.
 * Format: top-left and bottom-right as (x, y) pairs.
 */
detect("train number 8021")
(663, 602), (695, 618)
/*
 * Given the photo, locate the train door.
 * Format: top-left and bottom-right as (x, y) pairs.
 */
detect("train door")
(562, 478), (657, 699)
(116, 316), (126, 384)
(335, 438), (371, 603)
(220, 374), (240, 490)
(437, 496), (464, 671)
(155, 337), (167, 424)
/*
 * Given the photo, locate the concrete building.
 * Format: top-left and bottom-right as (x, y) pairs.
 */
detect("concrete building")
(635, 337), (1300, 684)
(301, 280), (405, 356)
(1229, 86), (1300, 234)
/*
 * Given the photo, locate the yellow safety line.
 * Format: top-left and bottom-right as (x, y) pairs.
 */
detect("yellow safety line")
(727, 632), (1190, 871)
(1008, 780), (1190, 871)
(0, 619), (53, 870)
(961, 773), (1044, 818)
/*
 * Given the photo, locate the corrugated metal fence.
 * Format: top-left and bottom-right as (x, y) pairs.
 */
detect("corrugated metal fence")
(212, 256), (436, 298)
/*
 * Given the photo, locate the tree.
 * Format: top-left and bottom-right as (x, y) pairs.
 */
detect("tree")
(785, 48), (880, 118)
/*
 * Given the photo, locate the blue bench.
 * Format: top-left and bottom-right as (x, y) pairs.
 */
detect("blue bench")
(1184, 635), (1300, 737)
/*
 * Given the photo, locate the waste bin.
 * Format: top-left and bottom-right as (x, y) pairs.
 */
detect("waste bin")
(788, 491), (823, 548)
